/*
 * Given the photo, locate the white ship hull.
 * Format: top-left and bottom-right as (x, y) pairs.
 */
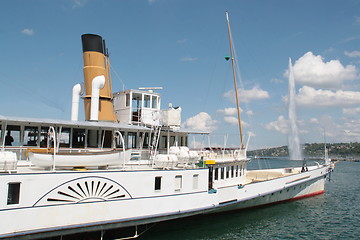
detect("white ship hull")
(0, 164), (330, 239)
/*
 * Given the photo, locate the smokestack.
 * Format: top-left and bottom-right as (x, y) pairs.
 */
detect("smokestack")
(81, 34), (117, 121)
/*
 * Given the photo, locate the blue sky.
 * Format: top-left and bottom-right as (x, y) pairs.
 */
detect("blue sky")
(0, 0), (359, 150)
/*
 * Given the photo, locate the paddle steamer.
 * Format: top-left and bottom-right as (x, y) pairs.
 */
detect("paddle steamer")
(0, 14), (333, 239)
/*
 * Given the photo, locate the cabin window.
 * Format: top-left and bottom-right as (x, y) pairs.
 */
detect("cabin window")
(142, 132), (149, 148)
(154, 176), (162, 190)
(185, 136), (188, 147)
(7, 182), (21, 205)
(72, 128), (85, 148)
(5, 125), (20, 146)
(226, 167), (230, 178)
(23, 126), (38, 146)
(180, 136), (184, 146)
(214, 168), (219, 180)
(127, 132), (137, 148)
(115, 131), (126, 148)
(170, 136), (176, 146)
(231, 166), (234, 178)
(39, 127), (50, 147)
(144, 95), (151, 108)
(152, 96), (158, 109)
(132, 93), (142, 109)
(161, 136), (167, 149)
(87, 130), (98, 148)
(59, 128), (70, 148)
(236, 165), (239, 177)
(100, 130), (113, 148)
(175, 175), (182, 191)
(193, 174), (199, 189)
(132, 93), (142, 122)
(126, 93), (130, 107)
(221, 168), (225, 179)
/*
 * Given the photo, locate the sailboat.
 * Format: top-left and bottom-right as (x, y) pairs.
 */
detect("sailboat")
(0, 12), (334, 240)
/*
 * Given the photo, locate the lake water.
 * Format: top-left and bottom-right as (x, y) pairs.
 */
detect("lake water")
(133, 160), (360, 240)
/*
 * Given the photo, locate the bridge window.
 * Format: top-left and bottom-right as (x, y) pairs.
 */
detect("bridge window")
(126, 93), (130, 107)
(144, 94), (151, 108)
(152, 96), (158, 109)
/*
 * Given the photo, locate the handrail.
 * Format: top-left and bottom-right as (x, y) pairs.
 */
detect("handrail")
(48, 126), (57, 171)
(114, 130), (126, 168)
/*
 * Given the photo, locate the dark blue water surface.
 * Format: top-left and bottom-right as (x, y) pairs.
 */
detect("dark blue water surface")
(136, 160), (360, 240)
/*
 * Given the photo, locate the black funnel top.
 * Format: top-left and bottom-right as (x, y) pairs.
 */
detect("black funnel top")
(81, 34), (104, 53)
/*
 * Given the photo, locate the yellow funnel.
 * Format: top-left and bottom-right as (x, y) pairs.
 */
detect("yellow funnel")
(81, 34), (117, 121)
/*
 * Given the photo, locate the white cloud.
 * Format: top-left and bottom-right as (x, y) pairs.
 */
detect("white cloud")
(217, 107), (252, 125)
(343, 107), (360, 116)
(292, 52), (358, 88)
(70, 0), (87, 8)
(309, 118), (319, 124)
(320, 115), (360, 140)
(296, 86), (360, 107)
(217, 107), (238, 115)
(223, 116), (250, 128)
(180, 57), (198, 62)
(344, 51), (360, 58)
(182, 112), (218, 132)
(21, 28), (34, 36)
(224, 85), (270, 103)
(177, 39), (188, 45)
(270, 78), (283, 84)
(246, 110), (254, 116)
(264, 115), (288, 134)
(224, 116), (238, 125)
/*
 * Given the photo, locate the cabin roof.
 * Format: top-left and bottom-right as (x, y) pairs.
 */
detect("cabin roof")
(0, 115), (208, 134)
(0, 115), (149, 131)
(113, 89), (161, 96)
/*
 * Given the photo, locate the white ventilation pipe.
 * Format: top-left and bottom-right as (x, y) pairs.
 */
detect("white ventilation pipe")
(71, 83), (84, 121)
(90, 75), (105, 121)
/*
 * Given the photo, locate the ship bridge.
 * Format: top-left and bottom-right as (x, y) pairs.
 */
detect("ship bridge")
(113, 89), (181, 128)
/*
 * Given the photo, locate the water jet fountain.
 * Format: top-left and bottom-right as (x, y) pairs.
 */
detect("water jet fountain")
(288, 58), (303, 160)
